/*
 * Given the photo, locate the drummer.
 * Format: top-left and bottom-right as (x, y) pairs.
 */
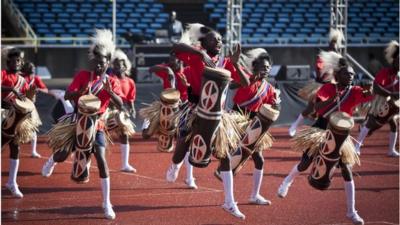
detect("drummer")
(355, 41), (399, 157)
(216, 48), (279, 206)
(1, 47), (30, 198)
(41, 29), (122, 220)
(21, 61), (48, 158)
(148, 51), (189, 102)
(277, 51), (373, 225)
(165, 23), (251, 219)
(109, 49), (137, 172)
(145, 52), (199, 188)
(288, 28), (342, 137)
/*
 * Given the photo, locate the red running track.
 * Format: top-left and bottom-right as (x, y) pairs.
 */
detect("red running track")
(2, 125), (399, 225)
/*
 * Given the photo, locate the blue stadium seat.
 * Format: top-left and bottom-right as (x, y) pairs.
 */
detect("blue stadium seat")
(150, 24), (162, 29)
(306, 37), (321, 44)
(296, 33), (308, 38)
(289, 37), (305, 44)
(247, 38), (260, 44)
(68, 28), (81, 34)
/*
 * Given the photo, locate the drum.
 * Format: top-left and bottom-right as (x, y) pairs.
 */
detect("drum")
(308, 111), (354, 190)
(367, 96), (399, 133)
(229, 104), (279, 175)
(106, 110), (128, 131)
(78, 94), (101, 115)
(2, 98), (35, 142)
(157, 88), (180, 152)
(188, 67), (231, 168)
(71, 94), (100, 183)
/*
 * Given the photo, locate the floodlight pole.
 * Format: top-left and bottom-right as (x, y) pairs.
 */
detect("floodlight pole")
(112, 0), (117, 45)
(225, 0), (242, 54)
(330, 0), (374, 79)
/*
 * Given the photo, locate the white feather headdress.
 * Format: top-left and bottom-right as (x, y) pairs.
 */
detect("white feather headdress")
(179, 23), (208, 46)
(384, 40), (399, 65)
(319, 50), (343, 76)
(243, 48), (268, 73)
(329, 28), (344, 48)
(88, 29), (115, 60)
(2, 46), (24, 60)
(112, 49), (132, 74)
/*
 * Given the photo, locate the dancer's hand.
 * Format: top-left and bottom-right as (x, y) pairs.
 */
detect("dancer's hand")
(229, 43), (241, 64)
(103, 78), (113, 94)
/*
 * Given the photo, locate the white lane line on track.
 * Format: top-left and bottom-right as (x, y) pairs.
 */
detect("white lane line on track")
(20, 153), (222, 193)
(4, 189), (221, 204)
(320, 221), (398, 225)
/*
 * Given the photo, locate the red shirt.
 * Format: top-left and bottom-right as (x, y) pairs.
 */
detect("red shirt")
(175, 50), (242, 96)
(316, 83), (373, 116)
(113, 76), (136, 103)
(233, 80), (277, 112)
(24, 75), (47, 89)
(374, 67), (399, 92)
(67, 70), (122, 114)
(1, 70), (28, 101)
(153, 64), (188, 101)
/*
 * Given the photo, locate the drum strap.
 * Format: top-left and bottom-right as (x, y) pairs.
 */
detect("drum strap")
(216, 53), (225, 68)
(4, 75), (26, 102)
(238, 80), (269, 109)
(89, 73), (107, 96)
(28, 76), (35, 87)
(322, 86), (352, 118)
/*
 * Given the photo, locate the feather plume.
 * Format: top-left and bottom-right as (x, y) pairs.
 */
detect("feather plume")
(319, 50), (343, 76)
(329, 28), (344, 48)
(112, 49), (132, 75)
(179, 23), (209, 46)
(243, 48), (268, 73)
(88, 29), (115, 60)
(384, 40), (399, 65)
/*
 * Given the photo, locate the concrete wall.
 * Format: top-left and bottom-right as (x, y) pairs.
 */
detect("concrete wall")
(19, 45), (389, 79)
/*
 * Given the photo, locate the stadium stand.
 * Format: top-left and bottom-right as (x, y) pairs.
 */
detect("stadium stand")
(13, 0), (169, 44)
(8, 0), (399, 45)
(205, 0), (399, 44)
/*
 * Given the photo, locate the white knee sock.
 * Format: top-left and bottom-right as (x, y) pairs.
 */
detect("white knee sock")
(251, 169), (263, 198)
(8, 159), (19, 186)
(142, 119), (150, 130)
(184, 152), (194, 181)
(291, 114), (304, 128)
(221, 171), (235, 205)
(388, 132), (398, 154)
(283, 164), (300, 184)
(344, 180), (357, 216)
(101, 177), (112, 207)
(31, 132), (38, 154)
(355, 126), (370, 153)
(120, 144), (130, 167)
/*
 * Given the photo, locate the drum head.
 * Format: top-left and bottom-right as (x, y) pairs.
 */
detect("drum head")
(160, 88), (180, 104)
(329, 111), (354, 130)
(203, 67), (231, 81)
(78, 94), (101, 113)
(259, 104), (280, 121)
(14, 98), (35, 114)
(118, 112), (132, 126)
